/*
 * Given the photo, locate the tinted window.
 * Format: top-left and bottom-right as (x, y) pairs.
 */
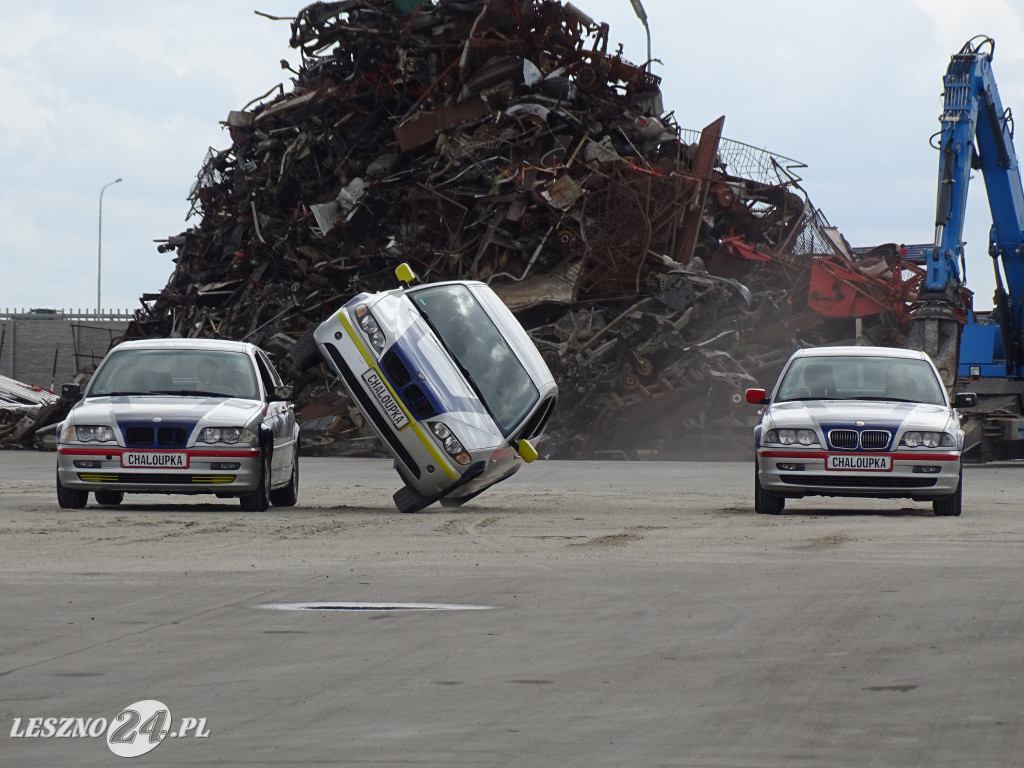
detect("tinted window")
(777, 356), (945, 405)
(410, 285), (539, 435)
(88, 349), (260, 400)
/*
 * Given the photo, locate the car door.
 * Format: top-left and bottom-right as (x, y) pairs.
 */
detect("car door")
(254, 349), (297, 483)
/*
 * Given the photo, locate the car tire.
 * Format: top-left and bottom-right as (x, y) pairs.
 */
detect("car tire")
(56, 471), (88, 509)
(94, 490), (124, 506)
(933, 470), (963, 517)
(240, 452), (271, 512)
(289, 331), (322, 371)
(754, 462), (785, 515)
(270, 449), (299, 507)
(393, 483), (434, 514)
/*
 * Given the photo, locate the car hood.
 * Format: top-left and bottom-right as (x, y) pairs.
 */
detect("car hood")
(69, 395), (263, 433)
(364, 293), (506, 448)
(766, 400), (956, 433)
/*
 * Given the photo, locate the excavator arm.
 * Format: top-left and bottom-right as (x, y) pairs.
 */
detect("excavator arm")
(908, 36), (1024, 386)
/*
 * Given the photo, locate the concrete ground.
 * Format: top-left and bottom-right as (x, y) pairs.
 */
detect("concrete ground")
(2, 451), (1023, 767)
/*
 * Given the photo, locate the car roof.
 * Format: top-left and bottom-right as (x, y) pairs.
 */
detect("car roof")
(791, 345), (930, 362)
(111, 338), (257, 354)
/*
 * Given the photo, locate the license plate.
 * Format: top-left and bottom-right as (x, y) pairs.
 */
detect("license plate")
(121, 452), (189, 469)
(361, 369), (409, 429)
(826, 454), (891, 471)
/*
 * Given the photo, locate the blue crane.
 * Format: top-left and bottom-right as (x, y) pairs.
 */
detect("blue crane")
(907, 36), (1024, 461)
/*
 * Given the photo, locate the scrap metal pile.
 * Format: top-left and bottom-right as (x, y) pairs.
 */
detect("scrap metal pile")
(0, 374), (64, 449)
(124, 0), (923, 459)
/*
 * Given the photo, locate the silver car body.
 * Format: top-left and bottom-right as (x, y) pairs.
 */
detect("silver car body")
(56, 338), (298, 505)
(312, 279), (557, 509)
(752, 346), (964, 505)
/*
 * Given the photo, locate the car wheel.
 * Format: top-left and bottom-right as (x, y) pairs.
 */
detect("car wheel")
(754, 462), (785, 515)
(393, 483), (434, 514)
(94, 490), (124, 506)
(933, 470), (963, 517)
(288, 331), (322, 372)
(56, 471), (88, 509)
(240, 452), (271, 512)
(270, 449), (299, 507)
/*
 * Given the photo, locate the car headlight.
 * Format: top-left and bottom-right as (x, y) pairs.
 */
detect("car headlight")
(354, 305), (386, 354)
(197, 427), (257, 445)
(429, 422), (471, 465)
(900, 431), (954, 448)
(64, 425), (116, 443)
(764, 428), (819, 446)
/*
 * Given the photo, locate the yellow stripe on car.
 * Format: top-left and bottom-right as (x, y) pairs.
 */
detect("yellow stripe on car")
(338, 311), (458, 481)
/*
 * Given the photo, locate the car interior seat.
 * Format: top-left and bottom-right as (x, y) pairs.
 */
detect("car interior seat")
(804, 363), (836, 398)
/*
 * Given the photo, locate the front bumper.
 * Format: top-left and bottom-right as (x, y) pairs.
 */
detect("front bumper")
(56, 446), (262, 495)
(756, 448), (961, 499)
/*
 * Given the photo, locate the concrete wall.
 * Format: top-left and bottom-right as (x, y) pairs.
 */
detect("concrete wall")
(0, 312), (131, 390)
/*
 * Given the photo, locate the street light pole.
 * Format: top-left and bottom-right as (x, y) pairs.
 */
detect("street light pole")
(628, 0), (651, 72)
(97, 177), (123, 314)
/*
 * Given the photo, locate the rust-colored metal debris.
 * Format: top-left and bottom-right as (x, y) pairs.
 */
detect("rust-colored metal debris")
(113, 0), (924, 459)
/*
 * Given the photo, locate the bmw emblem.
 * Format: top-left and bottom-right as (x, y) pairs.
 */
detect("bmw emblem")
(855, 420), (865, 426)
(153, 417), (163, 423)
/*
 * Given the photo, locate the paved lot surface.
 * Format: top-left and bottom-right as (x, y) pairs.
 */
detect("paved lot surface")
(2, 451), (1023, 767)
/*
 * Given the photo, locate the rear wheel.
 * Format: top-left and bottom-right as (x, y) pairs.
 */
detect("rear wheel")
(94, 490), (124, 506)
(270, 449), (299, 507)
(754, 462), (785, 515)
(240, 452), (271, 512)
(56, 471), (88, 509)
(933, 471), (963, 517)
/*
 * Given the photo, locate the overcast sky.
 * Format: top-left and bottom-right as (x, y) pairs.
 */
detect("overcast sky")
(2, 0), (1023, 314)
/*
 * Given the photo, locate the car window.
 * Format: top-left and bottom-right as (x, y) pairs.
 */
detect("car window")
(88, 349), (260, 399)
(776, 356), (945, 405)
(410, 284), (539, 435)
(254, 350), (282, 396)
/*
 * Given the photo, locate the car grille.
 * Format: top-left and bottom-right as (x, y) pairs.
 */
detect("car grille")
(122, 424), (191, 448)
(402, 384), (435, 419)
(780, 474), (937, 489)
(860, 430), (891, 450)
(827, 428), (891, 451)
(382, 349), (411, 387)
(829, 429), (858, 449)
(381, 350), (436, 419)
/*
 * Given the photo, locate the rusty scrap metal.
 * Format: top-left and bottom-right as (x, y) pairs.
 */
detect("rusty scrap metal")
(120, 0), (922, 459)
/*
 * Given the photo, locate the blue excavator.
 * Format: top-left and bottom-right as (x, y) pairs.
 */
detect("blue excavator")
(906, 36), (1024, 461)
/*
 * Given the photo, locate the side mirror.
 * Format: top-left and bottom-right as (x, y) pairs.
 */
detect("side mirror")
(395, 262), (417, 286)
(953, 392), (977, 409)
(269, 384), (294, 402)
(745, 388), (768, 405)
(61, 383), (82, 403)
(516, 438), (539, 463)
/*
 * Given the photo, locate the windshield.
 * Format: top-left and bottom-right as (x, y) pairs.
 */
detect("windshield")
(776, 355), (945, 405)
(87, 348), (260, 400)
(410, 284), (539, 435)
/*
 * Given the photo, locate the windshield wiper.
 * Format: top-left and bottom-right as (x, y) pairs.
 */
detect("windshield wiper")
(414, 308), (487, 399)
(410, 304), (500, 422)
(853, 396), (918, 403)
(154, 390), (234, 397)
(780, 396), (844, 402)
